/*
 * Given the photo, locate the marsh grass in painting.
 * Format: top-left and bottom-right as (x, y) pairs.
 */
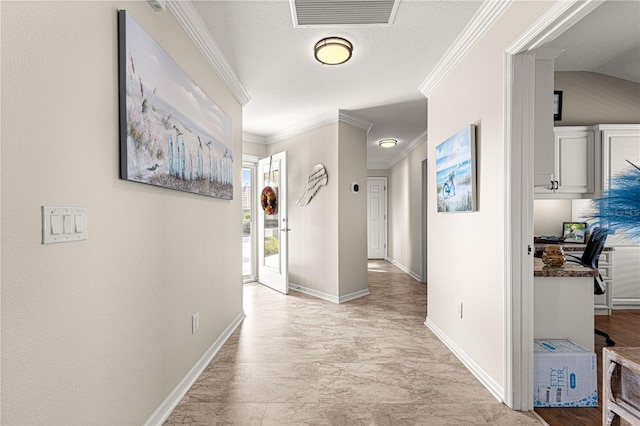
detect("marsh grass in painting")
(436, 125), (476, 213)
(119, 11), (233, 199)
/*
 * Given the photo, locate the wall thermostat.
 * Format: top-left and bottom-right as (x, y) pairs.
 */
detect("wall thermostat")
(350, 182), (360, 194)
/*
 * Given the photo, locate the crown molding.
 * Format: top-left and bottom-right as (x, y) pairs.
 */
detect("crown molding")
(419, 0), (512, 97)
(167, 0), (250, 106)
(386, 129), (428, 169)
(266, 112), (340, 143)
(242, 133), (267, 144)
(339, 111), (373, 133)
(506, 0), (603, 54)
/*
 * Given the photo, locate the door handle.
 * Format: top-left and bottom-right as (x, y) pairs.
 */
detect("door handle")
(281, 228), (291, 232)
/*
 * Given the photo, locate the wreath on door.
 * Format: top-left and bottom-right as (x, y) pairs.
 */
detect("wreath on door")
(261, 156), (278, 215)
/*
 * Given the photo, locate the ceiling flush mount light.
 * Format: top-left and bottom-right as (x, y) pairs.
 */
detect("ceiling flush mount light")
(314, 37), (353, 65)
(378, 139), (397, 148)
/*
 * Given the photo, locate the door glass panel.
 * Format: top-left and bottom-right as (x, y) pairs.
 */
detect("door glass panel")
(262, 160), (280, 272)
(242, 167), (253, 277)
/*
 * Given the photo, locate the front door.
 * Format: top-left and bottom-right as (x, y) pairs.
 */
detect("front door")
(257, 152), (288, 294)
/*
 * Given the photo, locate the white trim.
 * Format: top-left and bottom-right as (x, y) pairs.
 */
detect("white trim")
(425, 318), (504, 403)
(166, 0), (250, 106)
(243, 133), (267, 145)
(613, 298), (640, 308)
(502, 0), (604, 411)
(339, 111), (373, 133)
(266, 112), (339, 143)
(419, 0), (512, 97)
(145, 310), (246, 426)
(289, 283), (340, 303)
(260, 111), (373, 145)
(289, 283), (370, 304)
(340, 288), (372, 303)
(386, 130), (428, 169)
(386, 257), (421, 282)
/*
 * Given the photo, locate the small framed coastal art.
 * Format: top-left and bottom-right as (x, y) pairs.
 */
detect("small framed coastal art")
(562, 222), (587, 243)
(118, 10), (233, 199)
(436, 125), (477, 213)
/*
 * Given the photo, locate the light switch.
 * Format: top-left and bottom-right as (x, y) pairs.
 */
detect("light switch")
(50, 215), (62, 235)
(75, 215), (84, 233)
(42, 206), (88, 244)
(63, 215), (74, 234)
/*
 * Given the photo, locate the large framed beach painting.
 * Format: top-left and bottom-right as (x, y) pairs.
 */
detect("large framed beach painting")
(118, 10), (233, 199)
(436, 124), (477, 212)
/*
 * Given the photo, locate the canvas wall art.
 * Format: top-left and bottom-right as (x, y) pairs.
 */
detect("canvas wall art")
(436, 125), (477, 212)
(118, 10), (233, 199)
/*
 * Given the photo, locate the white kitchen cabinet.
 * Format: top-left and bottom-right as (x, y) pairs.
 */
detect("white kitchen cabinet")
(535, 126), (595, 198)
(597, 123), (640, 200)
(596, 124), (640, 309)
(610, 247), (640, 310)
(569, 249), (614, 315)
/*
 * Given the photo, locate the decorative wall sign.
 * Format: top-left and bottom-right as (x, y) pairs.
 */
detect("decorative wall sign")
(296, 164), (328, 206)
(436, 125), (477, 212)
(118, 10), (233, 199)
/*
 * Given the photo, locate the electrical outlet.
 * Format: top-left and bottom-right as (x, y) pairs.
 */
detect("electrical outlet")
(457, 302), (463, 319)
(192, 312), (199, 334)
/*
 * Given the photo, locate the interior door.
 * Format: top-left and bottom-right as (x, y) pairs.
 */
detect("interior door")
(367, 177), (387, 259)
(257, 152), (288, 294)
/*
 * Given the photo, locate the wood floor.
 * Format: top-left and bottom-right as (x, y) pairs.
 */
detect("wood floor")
(535, 310), (640, 426)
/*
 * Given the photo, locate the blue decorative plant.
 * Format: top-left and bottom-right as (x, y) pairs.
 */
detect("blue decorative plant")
(591, 160), (640, 243)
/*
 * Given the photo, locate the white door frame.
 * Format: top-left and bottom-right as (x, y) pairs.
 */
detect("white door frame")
(257, 152), (289, 294)
(421, 158), (428, 283)
(503, 0), (603, 410)
(367, 177), (388, 259)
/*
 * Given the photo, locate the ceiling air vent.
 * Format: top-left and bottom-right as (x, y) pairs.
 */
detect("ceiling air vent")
(291, 0), (399, 27)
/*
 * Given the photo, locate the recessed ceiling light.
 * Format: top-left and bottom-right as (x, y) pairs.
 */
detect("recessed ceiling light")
(378, 139), (397, 148)
(314, 37), (353, 65)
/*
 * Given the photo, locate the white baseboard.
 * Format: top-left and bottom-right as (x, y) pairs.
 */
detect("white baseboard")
(425, 317), (504, 403)
(613, 298), (640, 309)
(145, 310), (246, 426)
(387, 257), (422, 281)
(289, 283), (370, 304)
(340, 288), (371, 303)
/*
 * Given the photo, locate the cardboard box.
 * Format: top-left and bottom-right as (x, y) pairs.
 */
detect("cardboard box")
(534, 340), (597, 407)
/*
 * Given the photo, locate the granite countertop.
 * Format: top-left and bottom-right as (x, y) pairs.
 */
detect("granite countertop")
(533, 243), (614, 252)
(534, 257), (599, 278)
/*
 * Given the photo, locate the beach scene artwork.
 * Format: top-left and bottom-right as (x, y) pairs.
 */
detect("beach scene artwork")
(436, 125), (476, 212)
(119, 11), (232, 199)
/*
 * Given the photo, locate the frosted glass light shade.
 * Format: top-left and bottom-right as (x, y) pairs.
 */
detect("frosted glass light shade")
(378, 139), (397, 148)
(314, 37), (353, 65)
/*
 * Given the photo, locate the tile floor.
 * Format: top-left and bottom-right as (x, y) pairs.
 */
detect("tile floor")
(165, 260), (542, 425)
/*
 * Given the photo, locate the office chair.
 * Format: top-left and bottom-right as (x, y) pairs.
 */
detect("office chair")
(566, 227), (615, 347)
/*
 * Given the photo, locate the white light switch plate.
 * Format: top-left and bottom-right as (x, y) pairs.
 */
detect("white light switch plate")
(42, 206), (88, 244)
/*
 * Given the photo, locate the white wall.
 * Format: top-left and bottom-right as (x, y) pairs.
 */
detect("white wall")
(554, 72), (640, 126)
(268, 120), (368, 300)
(533, 200), (573, 236)
(338, 121), (368, 297)
(387, 138), (427, 278)
(1, 2), (243, 424)
(243, 140), (268, 158)
(426, 1), (553, 393)
(270, 124), (340, 297)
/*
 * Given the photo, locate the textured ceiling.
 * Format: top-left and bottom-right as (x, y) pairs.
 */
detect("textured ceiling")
(190, 0), (639, 168)
(192, 0), (482, 167)
(549, 0), (640, 84)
